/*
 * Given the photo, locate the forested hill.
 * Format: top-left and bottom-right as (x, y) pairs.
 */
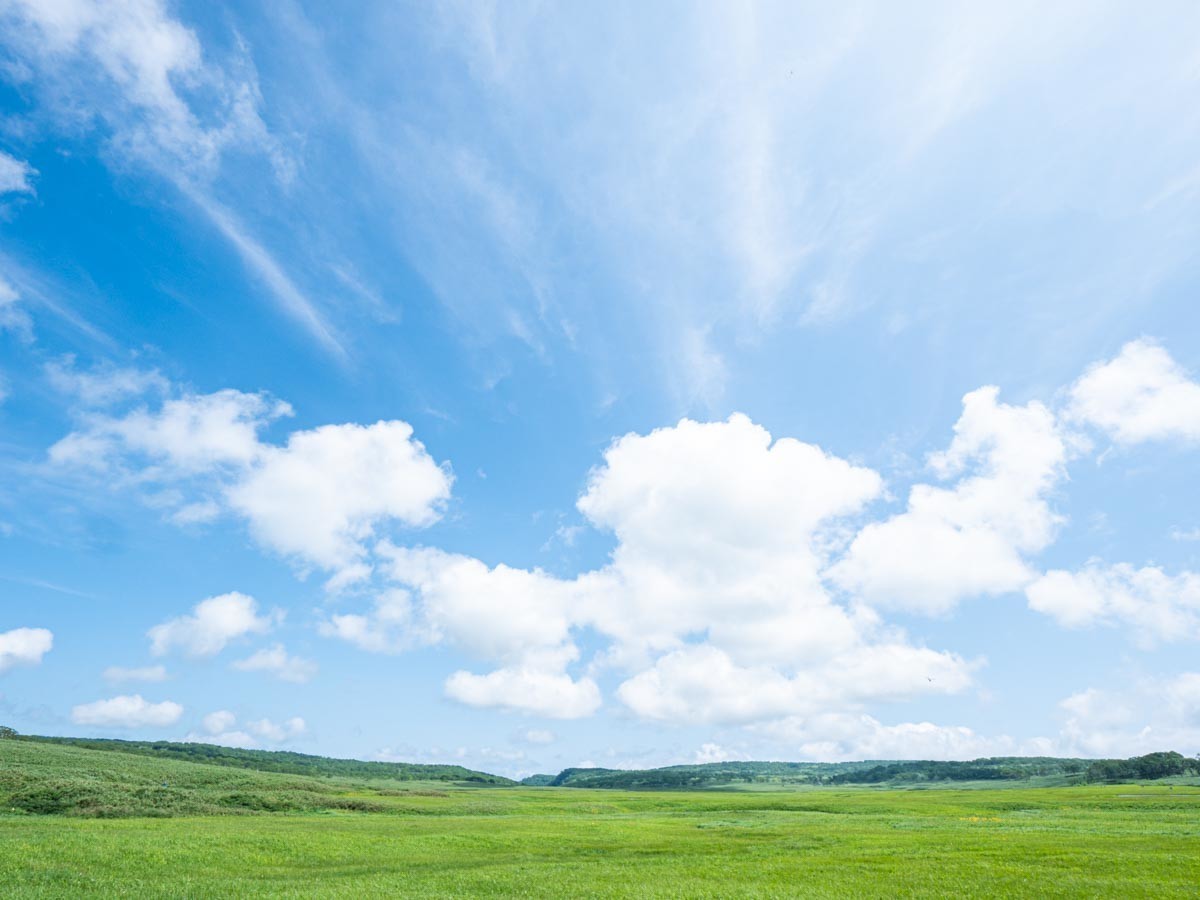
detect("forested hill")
(15, 734), (512, 784)
(524, 753), (1200, 789)
(533, 760), (887, 788)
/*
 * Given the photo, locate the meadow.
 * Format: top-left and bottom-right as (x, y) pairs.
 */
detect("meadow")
(3, 739), (1200, 897)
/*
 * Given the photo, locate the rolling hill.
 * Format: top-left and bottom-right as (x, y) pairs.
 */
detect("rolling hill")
(0, 736), (512, 818)
(522, 753), (1198, 789)
(16, 734), (511, 784)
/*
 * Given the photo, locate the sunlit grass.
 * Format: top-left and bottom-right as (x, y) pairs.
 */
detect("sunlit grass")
(3, 739), (1199, 897)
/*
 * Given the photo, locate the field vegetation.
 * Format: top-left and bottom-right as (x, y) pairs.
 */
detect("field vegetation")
(15, 732), (509, 784)
(3, 734), (1200, 897)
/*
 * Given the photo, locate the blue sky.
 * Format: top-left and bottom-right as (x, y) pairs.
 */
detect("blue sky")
(1, 1), (1200, 777)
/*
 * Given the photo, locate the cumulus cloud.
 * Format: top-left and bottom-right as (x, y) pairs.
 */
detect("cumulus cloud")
(102, 664), (167, 684)
(445, 665), (601, 719)
(382, 547), (578, 665)
(1055, 674), (1200, 758)
(1027, 563), (1200, 646)
(830, 386), (1066, 614)
(577, 414), (889, 674)
(148, 592), (281, 658)
(317, 588), (419, 653)
(232, 644), (318, 684)
(52, 344), (1200, 734)
(0, 627), (53, 673)
(49, 388), (292, 472)
(693, 742), (751, 764)
(617, 643), (973, 726)
(0, 150), (35, 195)
(203, 710), (236, 734)
(1067, 339), (1200, 444)
(756, 712), (1015, 762)
(188, 709), (306, 748)
(226, 421), (452, 576)
(618, 646), (813, 725)
(71, 694), (183, 728)
(369, 415), (971, 723)
(246, 716), (307, 743)
(49, 382), (451, 581)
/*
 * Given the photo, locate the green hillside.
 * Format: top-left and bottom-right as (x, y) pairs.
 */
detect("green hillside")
(528, 753), (1199, 790)
(15, 734), (510, 784)
(0, 737), (509, 818)
(537, 760), (886, 788)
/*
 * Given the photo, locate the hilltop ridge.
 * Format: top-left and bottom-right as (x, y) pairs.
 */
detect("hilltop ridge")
(8, 732), (511, 784)
(523, 752), (1199, 789)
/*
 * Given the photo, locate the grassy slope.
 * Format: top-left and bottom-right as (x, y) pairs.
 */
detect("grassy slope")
(0, 739), (501, 817)
(4, 778), (1200, 896)
(19, 734), (511, 784)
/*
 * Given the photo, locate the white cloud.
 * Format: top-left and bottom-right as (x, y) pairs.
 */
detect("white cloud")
(370, 414), (971, 724)
(1, 0), (347, 355)
(227, 420), (452, 577)
(185, 192), (345, 359)
(317, 588), (418, 653)
(1027, 563), (1200, 646)
(246, 716), (307, 743)
(1067, 339), (1200, 444)
(830, 386), (1066, 614)
(617, 643), (973, 726)
(445, 665), (601, 720)
(401, 2), (1136, 402)
(382, 547), (577, 665)
(169, 499), (221, 526)
(0, 150), (35, 195)
(49, 385), (451, 579)
(0, 278), (33, 340)
(575, 414), (883, 658)
(232, 644), (318, 684)
(2, 0), (282, 176)
(194, 729), (259, 749)
(49, 389), (292, 472)
(0, 627), (53, 673)
(693, 742), (750, 764)
(757, 712), (1015, 762)
(203, 710), (237, 734)
(1055, 674), (1200, 757)
(617, 645), (813, 725)
(189, 710), (306, 748)
(102, 664), (167, 684)
(71, 694), (183, 728)
(45, 356), (169, 407)
(518, 728), (556, 745)
(148, 592), (281, 658)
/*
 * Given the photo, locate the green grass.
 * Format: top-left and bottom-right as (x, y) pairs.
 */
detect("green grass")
(3, 740), (1200, 897)
(0, 739), (480, 817)
(18, 734), (511, 784)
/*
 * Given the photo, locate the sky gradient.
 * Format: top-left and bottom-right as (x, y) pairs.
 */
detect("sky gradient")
(1, 1), (1199, 778)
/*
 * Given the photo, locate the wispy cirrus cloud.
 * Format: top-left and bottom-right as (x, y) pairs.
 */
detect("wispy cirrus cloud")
(0, 0), (340, 357)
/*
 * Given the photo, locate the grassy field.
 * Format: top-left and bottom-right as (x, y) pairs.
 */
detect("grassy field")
(3, 740), (1200, 897)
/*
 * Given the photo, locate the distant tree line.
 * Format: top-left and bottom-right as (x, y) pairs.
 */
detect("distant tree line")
(1084, 751), (1198, 783)
(523, 752), (1200, 790)
(826, 758), (1091, 785)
